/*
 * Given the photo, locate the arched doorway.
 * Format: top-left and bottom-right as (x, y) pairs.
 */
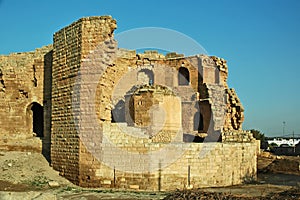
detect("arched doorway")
(27, 102), (44, 137)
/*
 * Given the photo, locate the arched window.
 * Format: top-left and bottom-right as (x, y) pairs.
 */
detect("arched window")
(178, 67), (190, 85)
(137, 69), (154, 85)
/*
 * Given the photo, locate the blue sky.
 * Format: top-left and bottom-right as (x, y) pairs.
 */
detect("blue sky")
(0, 0), (299, 136)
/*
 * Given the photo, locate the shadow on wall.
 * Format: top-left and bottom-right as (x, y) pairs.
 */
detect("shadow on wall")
(42, 50), (53, 163)
(178, 67), (190, 86)
(193, 112), (204, 132)
(111, 99), (125, 123)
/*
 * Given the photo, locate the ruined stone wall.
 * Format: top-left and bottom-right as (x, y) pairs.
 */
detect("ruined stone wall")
(101, 53), (203, 134)
(51, 19), (82, 183)
(0, 45), (52, 144)
(49, 16), (254, 190)
(76, 123), (258, 190)
(0, 15), (255, 191)
(210, 56), (244, 132)
(125, 85), (182, 142)
(75, 47), (256, 189)
(51, 16), (117, 184)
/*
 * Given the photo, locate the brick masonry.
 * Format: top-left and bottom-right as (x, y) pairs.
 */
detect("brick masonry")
(0, 16), (258, 191)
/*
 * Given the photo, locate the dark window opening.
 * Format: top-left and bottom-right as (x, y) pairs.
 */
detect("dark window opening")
(31, 103), (44, 137)
(178, 67), (190, 85)
(194, 112), (204, 131)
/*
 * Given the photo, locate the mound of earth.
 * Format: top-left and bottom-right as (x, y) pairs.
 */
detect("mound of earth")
(257, 152), (300, 175)
(0, 151), (73, 191)
(265, 158), (300, 175)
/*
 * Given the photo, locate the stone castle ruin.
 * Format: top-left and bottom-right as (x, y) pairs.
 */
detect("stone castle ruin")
(0, 16), (258, 190)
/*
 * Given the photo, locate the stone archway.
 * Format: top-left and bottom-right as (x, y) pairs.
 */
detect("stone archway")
(27, 102), (44, 137)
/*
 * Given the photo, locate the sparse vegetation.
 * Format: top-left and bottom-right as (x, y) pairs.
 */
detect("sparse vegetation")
(30, 176), (49, 187)
(269, 142), (278, 151)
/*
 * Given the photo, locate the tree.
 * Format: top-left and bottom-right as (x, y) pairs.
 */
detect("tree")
(269, 142), (278, 147)
(249, 129), (268, 149)
(269, 142), (278, 152)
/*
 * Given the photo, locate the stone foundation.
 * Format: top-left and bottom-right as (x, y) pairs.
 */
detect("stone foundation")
(78, 128), (257, 190)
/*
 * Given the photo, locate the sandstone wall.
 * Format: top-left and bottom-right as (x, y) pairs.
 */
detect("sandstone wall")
(75, 46), (256, 190)
(98, 53), (204, 134)
(51, 18), (82, 183)
(51, 16), (117, 184)
(0, 45), (52, 144)
(79, 123), (257, 190)
(210, 56), (245, 131)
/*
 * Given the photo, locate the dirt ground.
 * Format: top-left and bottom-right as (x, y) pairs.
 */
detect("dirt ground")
(0, 149), (299, 199)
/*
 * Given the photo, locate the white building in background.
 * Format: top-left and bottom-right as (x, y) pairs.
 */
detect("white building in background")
(267, 137), (300, 147)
